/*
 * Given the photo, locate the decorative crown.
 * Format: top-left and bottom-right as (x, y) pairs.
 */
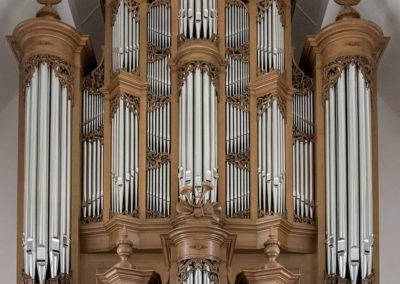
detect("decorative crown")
(36, 0), (62, 20)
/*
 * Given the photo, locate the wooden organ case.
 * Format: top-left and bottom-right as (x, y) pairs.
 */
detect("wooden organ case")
(7, 0), (389, 283)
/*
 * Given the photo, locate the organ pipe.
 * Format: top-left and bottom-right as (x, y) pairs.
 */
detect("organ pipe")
(325, 63), (373, 283)
(23, 60), (71, 284)
(225, 0), (250, 218)
(81, 59), (105, 223)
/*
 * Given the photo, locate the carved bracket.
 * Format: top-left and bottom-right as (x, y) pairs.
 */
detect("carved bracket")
(256, 0), (285, 26)
(323, 55), (372, 101)
(110, 93), (140, 119)
(178, 258), (220, 283)
(257, 93), (286, 121)
(23, 54), (74, 101)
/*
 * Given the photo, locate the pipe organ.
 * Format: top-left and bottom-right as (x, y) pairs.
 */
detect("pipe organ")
(82, 58), (105, 223)
(9, 0), (388, 283)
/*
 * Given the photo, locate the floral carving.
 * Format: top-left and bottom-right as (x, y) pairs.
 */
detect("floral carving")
(294, 213), (314, 224)
(147, 91), (170, 112)
(257, 93), (286, 120)
(293, 129), (314, 143)
(226, 92), (249, 112)
(112, 0), (139, 25)
(292, 59), (313, 94)
(147, 42), (170, 63)
(226, 149), (250, 170)
(231, 208), (250, 219)
(178, 258), (219, 283)
(82, 126), (104, 142)
(110, 93), (140, 119)
(81, 213), (103, 225)
(177, 61), (219, 93)
(146, 208), (166, 219)
(226, 42), (249, 63)
(176, 182), (222, 223)
(323, 56), (372, 101)
(256, 0), (285, 26)
(83, 56), (104, 95)
(23, 54), (74, 101)
(146, 149), (170, 170)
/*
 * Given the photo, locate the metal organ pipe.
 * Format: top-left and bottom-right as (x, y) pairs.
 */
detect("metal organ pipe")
(112, 0), (139, 73)
(257, 0), (284, 74)
(325, 63), (374, 283)
(225, 1), (250, 218)
(22, 62), (71, 283)
(179, 0), (217, 39)
(146, 1), (171, 218)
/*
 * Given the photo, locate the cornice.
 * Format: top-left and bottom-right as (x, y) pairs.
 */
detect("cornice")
(108, 70), (149, 100)
(248, 70), (296, 100)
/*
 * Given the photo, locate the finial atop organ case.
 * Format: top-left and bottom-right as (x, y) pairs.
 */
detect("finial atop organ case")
(36, 0), (62, 20)
(334, 0), (361, 20)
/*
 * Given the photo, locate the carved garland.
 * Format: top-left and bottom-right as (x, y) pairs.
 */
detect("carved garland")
(323, 55), (372, 102)
(111, 0), (140, 25)
(256, 0), (285, 26)
(148, 0), (171, 10)
(226, 92), (249, 112)
(83, 57), (104, 95)
(292, 60), (313, 94)
(147, 42), (171, 63)
(177, 61), (219, 93)
(226, 149), (250, 170)
(146, 149), (170, 170)
(257, 93), (286, 120)
(147, 90), (170, 112)
(110, 93), (140, 119)
(178, 258), (220, 283)
(226, 42), (249, 63)
(226, 0), (249, 11)
(23, 54), (74, 101)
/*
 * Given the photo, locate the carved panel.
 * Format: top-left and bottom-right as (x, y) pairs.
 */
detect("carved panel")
(226, 149), (250, 170)
(226, 92), (249, 112)
(146, 149), (170, 170)
(177, 258), (220, 283)
(23, 54), (74, 100)
(256, 0), (285, 26)
(323, 55), (372, 101)
(225, 42), (249, 63)
(147, 42), (170, 63)
(110, 93), (140, 118)
(177, 61), (219, 92)
(257, 93), (286, 120)
(111, 0), (140, 25)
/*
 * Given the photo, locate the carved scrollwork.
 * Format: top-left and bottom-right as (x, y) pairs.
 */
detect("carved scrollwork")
(110, 93), (140, 119)
(178, 258), (220, 283)
(82, 126), (104, 143)
(257, 93), (286, 120)
(112, 0), (140, 25)
(258, 208), (276, 218)
(147, 91), (170, 112)
(231, 208), (250, 219)
(226, 92), (249, 112)
(226, 149), (250, 170)
(226, 0), (249, 11)
(146, 149), (170, 170)
(83, 57), (104, 95)
(294, 213), (314, 224)
(292, 59), (313, 94)
(226, 42), (249, 63)
(146, 208), (166, 219)
(81, 213), (103, 225)
(177, 61), (219, 93)
(110, 209), (139, 218)
(46, 273), (72, 284)
(293, 128), (314, 143)
(256, 0), (285, 26)
(23, 54), (74, 100)
(178, 34), (219, 45)
(148, 0), (171, 10)
(147, 42), (170, 63)
(325, 274), (351, 284)
(323, 56), (372, 101)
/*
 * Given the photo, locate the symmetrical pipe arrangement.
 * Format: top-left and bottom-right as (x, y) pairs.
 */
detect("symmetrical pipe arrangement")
(111, 95), (139, 215)
(257, 0), (285, 73)
(82, 63), (104, 223)
(179, 69), (218, 202)
(325, 64), (373, 283)
(292, 63), (314, 223)
(112, 0), (140, 73)
(182, 271), (214, 284)
(225, 0), (250, 218)
(23, 63), (71, 283)
(257, 96), (286, 215)
(146, 1), (171, 218)
(179, 0), (217, 39)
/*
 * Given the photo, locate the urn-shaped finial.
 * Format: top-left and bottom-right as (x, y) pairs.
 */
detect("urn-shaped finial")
(334, 0), (361, 21)
(36, 0), (62, 20)
(116, 226), (134, 269)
